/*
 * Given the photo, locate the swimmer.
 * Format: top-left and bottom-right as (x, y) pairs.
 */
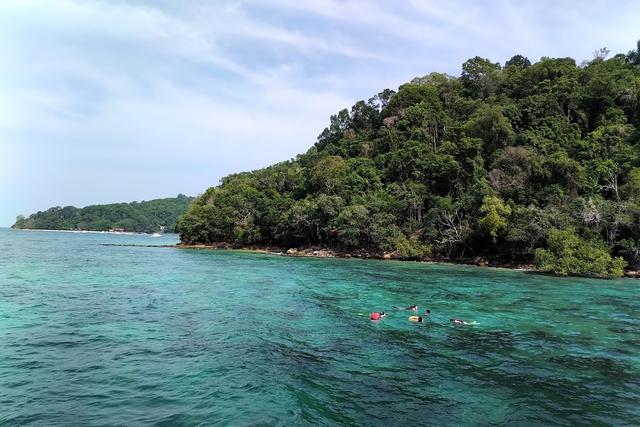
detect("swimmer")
(370, 311), (386, 320)
(408, 315), (426, 323)
(423, 309), (431, 317)
(393, 305), (418, 311)
(450, 317), (468, 325)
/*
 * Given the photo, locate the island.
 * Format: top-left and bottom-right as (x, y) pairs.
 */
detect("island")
(13, 194), (193, 234)
(176, 45), (640, 278)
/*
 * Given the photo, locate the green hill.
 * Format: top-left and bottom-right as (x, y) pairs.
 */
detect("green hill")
(178, 42), (640, 277)
(13, 195), (193, 233)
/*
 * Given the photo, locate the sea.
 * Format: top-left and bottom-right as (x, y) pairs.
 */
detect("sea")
(1, 228), (639, 425)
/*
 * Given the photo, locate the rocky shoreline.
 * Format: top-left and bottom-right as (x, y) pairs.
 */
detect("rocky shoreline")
(91, 241), (640, 279)
(175, 243), (640, 278)
(175, 242), (540, 270)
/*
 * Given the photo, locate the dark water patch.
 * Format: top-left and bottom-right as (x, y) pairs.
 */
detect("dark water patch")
(62, 364), (105, 374)
(434, 290), (466, 301)
(592, 295), (637, 309)
(528, 329), (567, 344)
(112, 347), (162, 360)
(516, 295), (538, 304)
(608, 325), (633, 334)
(3, 379), (31, 388)
(446, 328), (518, 354)
(622, 338), (640, 347)
(165, 338), (212, 359)
(474, 367), (590, 402)
(548, 355), (632, 380)
(0, 414), (44, 426)
(554, 305), (582, 313)
(260, 339), (332, 370)
(11, 360), (47, 370)
(154, 413), (194, 426)
(22, 339), (85, 349)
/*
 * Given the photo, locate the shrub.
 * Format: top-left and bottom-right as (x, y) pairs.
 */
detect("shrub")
(534, 228), (626, 278)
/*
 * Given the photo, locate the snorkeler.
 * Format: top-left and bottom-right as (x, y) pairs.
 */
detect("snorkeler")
(393, 304), (418, 311)
(423, 309), (431, 317)
(450, 317), (468, 325)
(370, 311), (386, 320)
(408, 315), (426, 323)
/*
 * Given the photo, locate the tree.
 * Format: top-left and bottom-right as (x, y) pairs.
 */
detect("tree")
(175, 45), (640, 277)
(395, 235), (432, 259)
(334, 205), (370, 248)
(626, 39), (640, 64)
(17, 196), (194, 233)
(621, 168), (640, 201)
(505, 54), (531, 69)
(488, 146), (539, 202)
(368, 88), (396, 111)
(504, 205), (554, 258)
(534, 228), (625, 278)
(460, 56), (501, 98)
(592, 47), (610, 62)
(478, 196), (512, 241)
(464, 104), (515, 154)
(400, 100), (448, 150)
(309, 156), (347, 195)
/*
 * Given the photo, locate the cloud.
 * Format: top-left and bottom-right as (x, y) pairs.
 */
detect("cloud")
(0, 0), (639, 225)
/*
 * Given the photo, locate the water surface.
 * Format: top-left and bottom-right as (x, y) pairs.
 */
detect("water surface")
(1, 229), (638, 425)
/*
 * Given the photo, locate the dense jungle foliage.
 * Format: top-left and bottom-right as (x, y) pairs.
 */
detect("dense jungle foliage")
(13, 195), (192, 233)
(178, 43), (640, 277)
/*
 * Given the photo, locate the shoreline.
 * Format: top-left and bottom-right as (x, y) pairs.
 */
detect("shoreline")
(9, 229), (636, 279)
(10, 228), (174, 237)
(176, 242), (538, 271)
(175, 243), (640, 279)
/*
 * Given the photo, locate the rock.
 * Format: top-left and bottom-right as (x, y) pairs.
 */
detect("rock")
(286, 248), (297, 255)
(383, 115), (399, 127)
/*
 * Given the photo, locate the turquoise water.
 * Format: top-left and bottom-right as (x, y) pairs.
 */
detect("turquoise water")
(1, 228), (639, 426)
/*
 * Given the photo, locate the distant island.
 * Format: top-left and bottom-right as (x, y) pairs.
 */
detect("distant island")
(177, 42), (640, 278)
(13, 194), (193, 234)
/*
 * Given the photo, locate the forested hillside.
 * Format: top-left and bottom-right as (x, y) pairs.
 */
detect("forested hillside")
(178, 43), (640, 277)
(13, 195), (193, 233)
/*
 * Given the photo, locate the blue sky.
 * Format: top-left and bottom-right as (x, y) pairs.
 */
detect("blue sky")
(1, 0), (638, 226)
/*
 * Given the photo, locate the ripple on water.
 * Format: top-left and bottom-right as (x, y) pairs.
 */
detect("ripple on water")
(1, 229), (640, 425)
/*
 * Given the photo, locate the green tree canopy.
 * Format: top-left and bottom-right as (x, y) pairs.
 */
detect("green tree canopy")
(177, 41), (640, 277)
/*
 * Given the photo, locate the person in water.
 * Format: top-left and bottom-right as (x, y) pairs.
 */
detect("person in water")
(370, 311), (386, 320)
(423, 309), (431, 317)
(450, 317), (468, 325)
(393, 304), (418, 311)
(409, 315), (425, 323)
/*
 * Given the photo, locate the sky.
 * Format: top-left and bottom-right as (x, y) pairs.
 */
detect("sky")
(0, 0), (639, 226)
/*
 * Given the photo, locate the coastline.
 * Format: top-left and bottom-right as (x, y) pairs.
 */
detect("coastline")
(176, 242), (538, 271)
(176, 243), (640, 279)
(10, 228), (172, 237)
(10, 228), (635, 278)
